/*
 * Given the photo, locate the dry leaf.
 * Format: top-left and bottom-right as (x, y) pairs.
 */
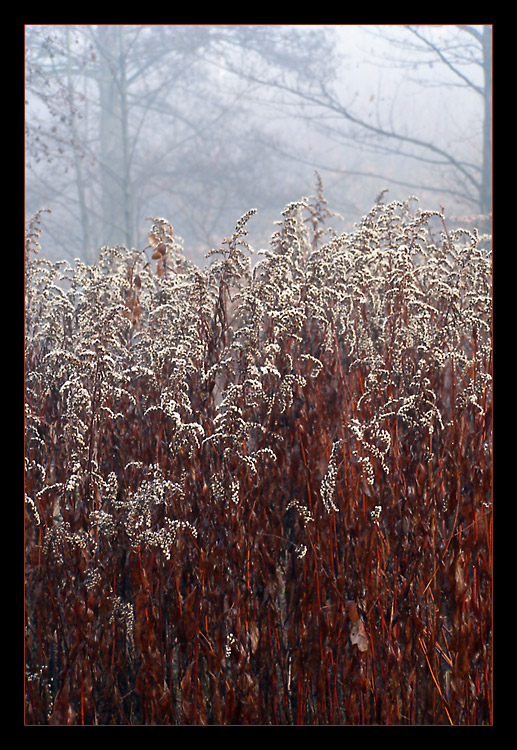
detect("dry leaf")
(249, 622), (259, 655)
(345, 600), (360, 623)
(350, 619), (368, 652)
(454, 552), (467, 598)
(346, 600), (368, 651)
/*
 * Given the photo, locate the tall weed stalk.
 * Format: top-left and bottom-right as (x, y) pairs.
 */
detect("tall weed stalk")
(25, 188), (492, 724)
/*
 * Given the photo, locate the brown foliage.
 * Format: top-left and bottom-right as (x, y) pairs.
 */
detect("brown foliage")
(25, 188), (492, 724)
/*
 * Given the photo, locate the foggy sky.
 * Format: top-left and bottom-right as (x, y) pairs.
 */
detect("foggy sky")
(25, 24), (487, 265)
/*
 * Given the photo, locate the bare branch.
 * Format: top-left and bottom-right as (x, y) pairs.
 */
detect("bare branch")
(405, 25), (484, 95)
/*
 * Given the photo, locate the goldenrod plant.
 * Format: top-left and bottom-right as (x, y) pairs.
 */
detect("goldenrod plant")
(25, 183), (492, 725)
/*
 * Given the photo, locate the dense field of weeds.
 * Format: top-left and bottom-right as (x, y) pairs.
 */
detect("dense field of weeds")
(24, 184), (492, 725)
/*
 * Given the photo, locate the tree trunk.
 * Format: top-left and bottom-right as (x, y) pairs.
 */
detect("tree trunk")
(66, 26), (93, 261)
(96, 25), (134, 249)
(480, 25), (492, 216)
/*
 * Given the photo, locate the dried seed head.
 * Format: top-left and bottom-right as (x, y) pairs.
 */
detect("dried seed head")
(320, 440), (342, 512)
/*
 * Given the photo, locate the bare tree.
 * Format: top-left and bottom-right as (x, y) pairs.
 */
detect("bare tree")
(25, 24), (338, 263)
(236, 24), (491, 219)
(26, 25), (214, 259)
(392, 25), (492, 214)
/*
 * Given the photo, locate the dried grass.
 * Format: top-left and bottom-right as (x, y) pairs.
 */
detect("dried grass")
(25, 184), (492, 724)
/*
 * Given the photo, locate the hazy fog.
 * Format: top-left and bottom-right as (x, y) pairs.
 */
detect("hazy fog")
(25, 24), (490, 265)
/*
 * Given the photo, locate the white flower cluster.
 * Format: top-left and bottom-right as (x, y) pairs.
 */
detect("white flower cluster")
(320, 440), (343, 513)
(286, 500), (314, 527)
(370, 505), (382, 523)
(25, 188), (492, 617)
(225, 632), (236, 658)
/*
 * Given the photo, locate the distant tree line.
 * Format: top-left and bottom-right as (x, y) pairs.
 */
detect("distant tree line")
(25, 25), (491, 264)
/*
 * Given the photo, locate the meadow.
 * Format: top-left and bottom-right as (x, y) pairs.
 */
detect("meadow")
(24, 183), (492, 724)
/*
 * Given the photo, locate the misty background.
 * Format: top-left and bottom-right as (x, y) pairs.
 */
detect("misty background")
(25, 24), (492, 266)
